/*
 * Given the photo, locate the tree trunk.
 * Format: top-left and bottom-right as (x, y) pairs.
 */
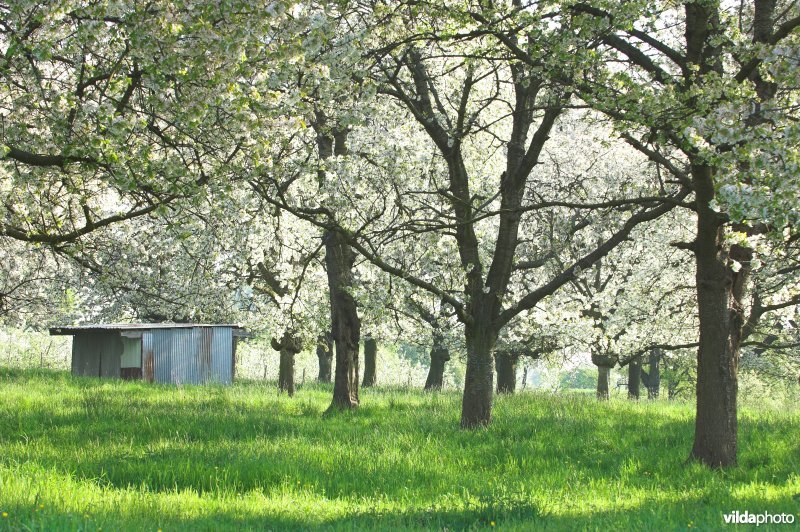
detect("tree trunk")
(271, 332), (301, 397)
(495, 351), (518, 394)
(591, 351), (617, 401)
(689, 163), (743, 467)
(424, 330), (449, 391)
(596, 366), (611, 400)
(668, 367), (679, 400)
(628, 356), (641, 400)
(460, 324), (496, 428)
(647, 349), (661, 399)
(325, 229), (361, 410)
(316, 332), (333, 383)
(362, 336), (377, 387)
(316, 124), (361, 412)
(278, 350), (295, 396)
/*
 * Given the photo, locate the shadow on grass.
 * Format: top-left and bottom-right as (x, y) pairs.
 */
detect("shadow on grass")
(3, 488), (798, 531)
(2, 387), (697, 497)
(1, 369), (798, 530)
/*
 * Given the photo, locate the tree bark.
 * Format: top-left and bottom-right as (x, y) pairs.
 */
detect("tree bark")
(362, 335), (377, 387)
(690, 164), (743, 467)
(647, 349), (661, 399)
(325, 228), (361, 410)
(495, 351), (518, 394)
(596, 365), (611, 400)
(591, 351), (617, 401)
(316, 332), (333, 383)
(271, 332), (301, 397)
(424, 329), (450, 391)
(278, 350), (295, 396)
(628, 356), (641, 399)
(460, 323), (496, 427)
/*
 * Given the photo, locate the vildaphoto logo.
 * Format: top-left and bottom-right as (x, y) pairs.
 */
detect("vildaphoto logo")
(723, 511), (796, 526)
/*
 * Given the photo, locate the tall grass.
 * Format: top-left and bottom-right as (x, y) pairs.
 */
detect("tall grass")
(0, 368), (798, 530)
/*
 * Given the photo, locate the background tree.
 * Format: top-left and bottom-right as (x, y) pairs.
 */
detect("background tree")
(362, 334), (377, 387)
(271, 330), (303, 396)
(316, 331), (334, 383)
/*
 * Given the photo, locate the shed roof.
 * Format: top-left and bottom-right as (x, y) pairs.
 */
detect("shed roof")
(49, 323), (247, 335)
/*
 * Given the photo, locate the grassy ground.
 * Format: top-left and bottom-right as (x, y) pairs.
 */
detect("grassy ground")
(0, 368), (798, 531)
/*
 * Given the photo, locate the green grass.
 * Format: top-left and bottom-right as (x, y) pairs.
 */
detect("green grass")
(0, 368), (798, 531)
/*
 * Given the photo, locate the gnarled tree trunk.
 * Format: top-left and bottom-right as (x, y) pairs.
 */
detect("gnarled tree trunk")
(646, 349), (661, 399)
(271, 331), (302, 397)
(461, 322), (496, 427)
(592, 351), (618, 401)
(495, 351), (518, 394)
(596, 366), (611, 400)
(362, 336), (377, 387)
(424, 329), (449, 391)
(316, 332), (333, 383)
(628, 356), (641, 399)
(325, 228), (361, 410)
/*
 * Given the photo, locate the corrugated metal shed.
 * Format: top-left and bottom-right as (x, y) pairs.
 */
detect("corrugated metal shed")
(70, 331), (122, 378)
(51, 324), (247, 385)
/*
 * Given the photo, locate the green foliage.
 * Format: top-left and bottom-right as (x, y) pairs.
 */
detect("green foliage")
(0, 369), (798, 530)
(396, 341), (426, 365)
(559, 367), (597, 390)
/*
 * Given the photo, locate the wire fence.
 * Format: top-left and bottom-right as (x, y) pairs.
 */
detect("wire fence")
(0, 327), (71, 370)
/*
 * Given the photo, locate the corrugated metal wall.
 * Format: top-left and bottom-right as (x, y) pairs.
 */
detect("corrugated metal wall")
(149, 327), (233, 385)
(211, 327), (233, 383)
(142, 332), (154, 382)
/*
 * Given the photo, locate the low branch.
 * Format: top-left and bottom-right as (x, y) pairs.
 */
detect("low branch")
(1, 200), (170, 245)
(3, 145), (98, 168)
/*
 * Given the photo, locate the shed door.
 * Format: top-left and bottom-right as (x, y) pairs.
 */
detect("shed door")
(120, 337), (142, 380)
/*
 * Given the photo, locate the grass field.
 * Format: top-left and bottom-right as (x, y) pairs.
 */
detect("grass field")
(0, 368), (798, 530)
